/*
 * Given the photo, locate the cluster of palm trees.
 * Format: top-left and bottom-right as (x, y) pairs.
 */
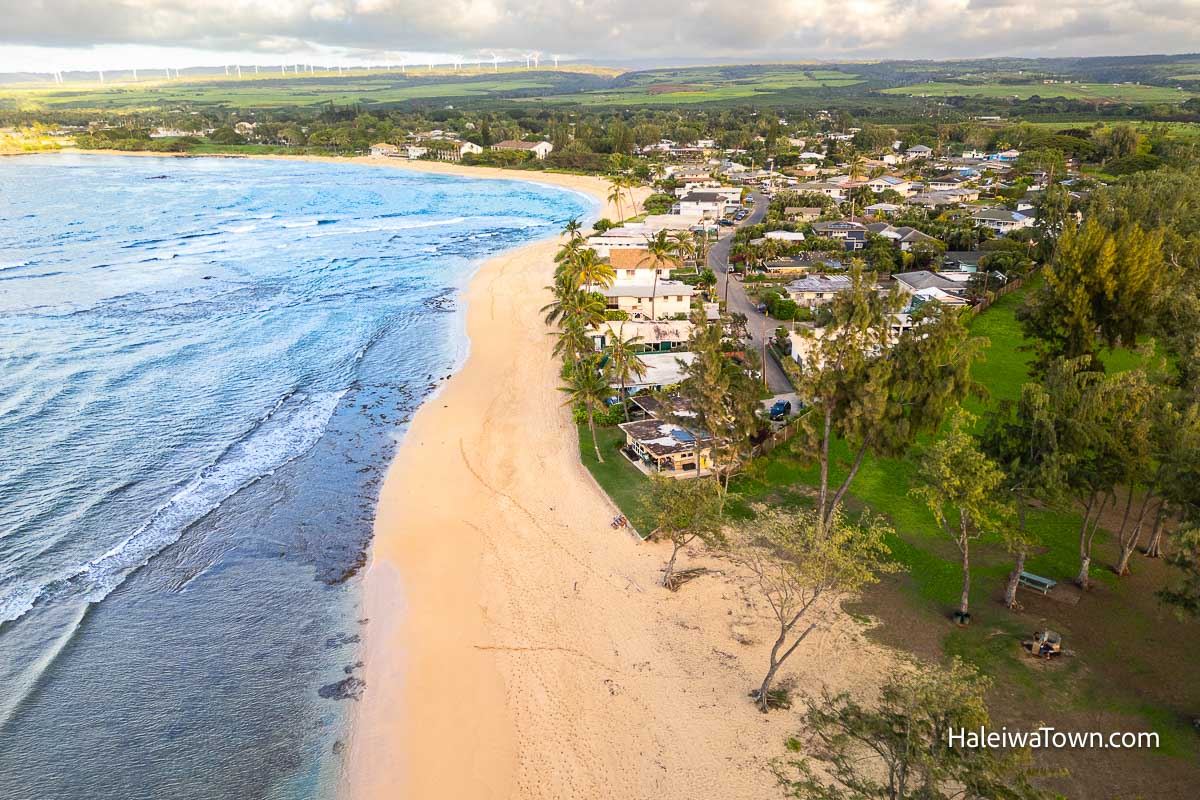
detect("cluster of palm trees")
(547, 218), (648, 463)
(607, 176), (642, 223)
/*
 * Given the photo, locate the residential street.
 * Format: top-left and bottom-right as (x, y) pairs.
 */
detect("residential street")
(706, 191), (794, 394)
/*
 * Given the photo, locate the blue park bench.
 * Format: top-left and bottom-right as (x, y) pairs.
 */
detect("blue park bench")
(1018, 571), (1057, 595)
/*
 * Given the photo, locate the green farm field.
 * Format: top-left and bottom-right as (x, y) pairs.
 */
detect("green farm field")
(885, 80), (1195, 103)
(0, 68), (615, 111)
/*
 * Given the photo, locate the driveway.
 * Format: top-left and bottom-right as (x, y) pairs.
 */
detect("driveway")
(707, 191), (793, 394)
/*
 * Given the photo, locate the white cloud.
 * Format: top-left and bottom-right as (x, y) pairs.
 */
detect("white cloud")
(0, 0), (1198, 72)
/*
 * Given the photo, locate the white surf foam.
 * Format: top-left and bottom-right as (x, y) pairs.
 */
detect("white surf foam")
(0, 389), (346, 624)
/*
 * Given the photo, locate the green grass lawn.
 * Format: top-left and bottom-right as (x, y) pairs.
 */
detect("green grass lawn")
(577, 283), (1199, 790)
(577, 423), (655, 535)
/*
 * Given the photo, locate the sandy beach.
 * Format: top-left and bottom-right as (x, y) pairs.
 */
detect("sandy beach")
(30, 149), (901, 797)
(313, 155), (904, 799)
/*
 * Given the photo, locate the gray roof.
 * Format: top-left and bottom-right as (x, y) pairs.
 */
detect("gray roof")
(972, 208), (1029, 223)
(893, 270), (963, 292)
(789, 274), (854, 293)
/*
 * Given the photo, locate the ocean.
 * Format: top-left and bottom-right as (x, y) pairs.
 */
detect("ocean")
(0, 153), (591, 799)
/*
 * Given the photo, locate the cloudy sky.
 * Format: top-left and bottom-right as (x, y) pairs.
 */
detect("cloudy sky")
(2, 0), (1199, 73)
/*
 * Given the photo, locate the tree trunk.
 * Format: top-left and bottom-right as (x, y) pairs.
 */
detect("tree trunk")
(1004, 547), (1026, 609)
(756, 620), (816, 712)
(662, 539), (684, 589)
(824, 439), (870, 532)
(1076, 554), (1091, 589)
(650, 269), (658, 321)
(1077, 494), (1097, 589)
(1144, 502), (1167, 558)
(1116, 494), (1156, 576)
(959, 531), (971, 617)
(588, 406), (604, 463)
(816, 405), (833, 530)
(621, 376), (629, 422)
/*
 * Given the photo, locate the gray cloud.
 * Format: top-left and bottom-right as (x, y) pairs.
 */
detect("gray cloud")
(2, 0), (1200, 62)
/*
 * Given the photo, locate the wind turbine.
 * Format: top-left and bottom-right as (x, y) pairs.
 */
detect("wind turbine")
(428, 58), (433, 72)
(553, 54), (560, 68)
(255, 64), (260, 75)
(452, 56), (462, 72)
(224, 64), (229, 76)
(165, 67), (171, 80)
(236, 65), (242, 78)
(132, 67), (138, 80)
(491, 52), (499, 72)
(98, 70), (104, 84)
(400, 58), (406, 74)
(281, 64), (286, 76)
(532, 52), (540, 68)
(523, 53), (531, 69)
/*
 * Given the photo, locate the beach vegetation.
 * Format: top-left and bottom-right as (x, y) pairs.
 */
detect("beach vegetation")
(643, 475), (726, 590)
(606, 326), (647, 423)
(560, 355), (613, 463)
(910, 409), (1011, 621)
(740, 505), (898, 712)
(777, 658), (1052, 800)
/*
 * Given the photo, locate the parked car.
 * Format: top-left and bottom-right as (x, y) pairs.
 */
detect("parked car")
(755, 302), (768, 313)
(718, 218), (735, 227)
(769, 400), (792, 421)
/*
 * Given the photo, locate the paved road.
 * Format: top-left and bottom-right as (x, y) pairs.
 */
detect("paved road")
(707, 192), (794, 394)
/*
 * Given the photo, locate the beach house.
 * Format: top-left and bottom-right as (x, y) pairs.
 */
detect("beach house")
(971, 208), (1034, 233)
(618, 418), (713, 476)
(589, 320), (693, 353)
(597, 281), (693, 320)
(491, 140), (554, 159)
(786, 274), (854, 306)
(370, 142), (400, 157)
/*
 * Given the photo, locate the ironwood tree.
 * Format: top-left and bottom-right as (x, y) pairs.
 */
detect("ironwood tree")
(739, 506), (897, 712)
(776, 658), (1051, 800)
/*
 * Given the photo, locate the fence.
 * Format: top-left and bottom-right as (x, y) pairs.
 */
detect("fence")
(967, 267), (1040, 316)
(751, 414), (806, 458)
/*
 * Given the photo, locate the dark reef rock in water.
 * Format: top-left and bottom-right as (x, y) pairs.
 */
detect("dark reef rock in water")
(422, 292), (456, 312)
(324, 632), (361, 649)
(319, 676), (365, 701)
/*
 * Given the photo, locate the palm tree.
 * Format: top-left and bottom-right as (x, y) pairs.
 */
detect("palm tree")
(671, 231), (697, 272)
(641, 229), (681, 320)
(561, 355), (612, 463)
(573, 248), (615, 294)
(622, 175), (640, 219)
(607, 178), (625, 222)
(542, 286), (605, 328)
(553, 316), (593, 364)
(606, 324), (647, 422)
(563, 216), (584, 243)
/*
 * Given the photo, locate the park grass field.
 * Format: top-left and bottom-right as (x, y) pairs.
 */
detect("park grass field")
(884, 80), (1195, 103)
(581, 285), (1200, 797)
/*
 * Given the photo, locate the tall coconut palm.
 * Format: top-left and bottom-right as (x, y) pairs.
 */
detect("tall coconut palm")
(563, 216), (584, 243)
(553, 316), (593, 364)
(607, 178), (626, 222)
(607, 323), (647, 421)
(642, 229), (681, 320)
(622, 175), (640, 219)
(561, 355), (612, 463)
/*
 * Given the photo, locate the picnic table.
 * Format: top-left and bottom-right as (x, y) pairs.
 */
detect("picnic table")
(1018, 571), (1057, 595)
